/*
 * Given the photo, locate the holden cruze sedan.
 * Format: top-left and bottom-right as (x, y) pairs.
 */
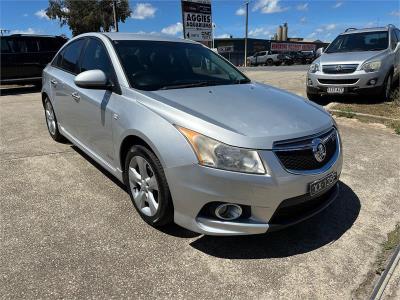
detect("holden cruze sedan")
(42, 33), (342, 236)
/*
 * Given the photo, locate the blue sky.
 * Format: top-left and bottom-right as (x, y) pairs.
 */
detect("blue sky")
(1, 0), (399, 42)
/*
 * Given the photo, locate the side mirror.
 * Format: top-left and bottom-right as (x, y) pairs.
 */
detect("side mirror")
(74, 69), (111, 90)
(316, 47), (324, 57)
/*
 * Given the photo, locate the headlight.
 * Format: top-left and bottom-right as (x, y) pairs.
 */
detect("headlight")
(309, 63), (319, 73)
(177, 126), (266, 174)
(361, 60), (381, 72)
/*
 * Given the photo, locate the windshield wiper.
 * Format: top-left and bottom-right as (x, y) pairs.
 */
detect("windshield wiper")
(159, 80), (225, 90)
(233, 78), (251, 84)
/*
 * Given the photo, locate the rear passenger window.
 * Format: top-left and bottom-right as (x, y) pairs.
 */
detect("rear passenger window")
(80, 39), (113, 78)
(391, 31), (397, 50)
(60, 39), (85, 74)
(1, 39), (12, 53)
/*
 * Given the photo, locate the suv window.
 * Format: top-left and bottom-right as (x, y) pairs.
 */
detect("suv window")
(395, 29), (400, 42)
(38, 37), (66, 52)
(60, 39), (85, 74)
(326, 31), (388, 53)
(11, 38), (39, 53)
(1, 38), (12, 53)
(80, 39), (113, 78)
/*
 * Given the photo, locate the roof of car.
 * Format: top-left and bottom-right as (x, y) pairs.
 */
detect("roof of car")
(101, 32), (197, 44)
(341, 27), (390, 35)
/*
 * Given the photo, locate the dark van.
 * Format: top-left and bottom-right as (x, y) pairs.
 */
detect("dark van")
(1, 34), (67, 85)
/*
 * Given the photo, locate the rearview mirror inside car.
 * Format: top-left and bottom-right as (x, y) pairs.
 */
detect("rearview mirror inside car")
(74, 69), (111, 90)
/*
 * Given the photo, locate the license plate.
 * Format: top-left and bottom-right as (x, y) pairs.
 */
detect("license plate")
(327, 87), (344, 94)
(309, 172), (338, 196)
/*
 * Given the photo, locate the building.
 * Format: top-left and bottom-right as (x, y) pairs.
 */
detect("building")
(214, 38), (329, 66)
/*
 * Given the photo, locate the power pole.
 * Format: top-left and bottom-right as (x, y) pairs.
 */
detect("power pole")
(112, 0), (119, 32)
(244, 1), (249, 67)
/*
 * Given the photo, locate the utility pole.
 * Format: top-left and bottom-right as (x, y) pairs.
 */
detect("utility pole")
(244, 1), (249, 67)
(112, 0), (119, 32)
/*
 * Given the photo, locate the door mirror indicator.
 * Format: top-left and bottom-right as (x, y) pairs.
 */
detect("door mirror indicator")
(74, 69), (111, 90)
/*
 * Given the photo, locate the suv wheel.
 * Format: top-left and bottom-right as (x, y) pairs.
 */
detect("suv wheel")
(267, 59), (274, 66)
(124, 145), (173, 227)
(381, 73), (392, 101)
(44, 97), (65, 142)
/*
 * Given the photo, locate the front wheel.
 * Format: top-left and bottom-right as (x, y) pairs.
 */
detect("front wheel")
(267, 59), (274, 66)
(124, 145), (174, 227)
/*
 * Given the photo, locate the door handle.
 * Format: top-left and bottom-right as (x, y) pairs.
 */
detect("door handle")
(71, 92), (80, 101)
(50, 79), (58, 85)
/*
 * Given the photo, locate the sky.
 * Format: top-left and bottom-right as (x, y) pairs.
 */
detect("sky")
(1, 0), (399, 42)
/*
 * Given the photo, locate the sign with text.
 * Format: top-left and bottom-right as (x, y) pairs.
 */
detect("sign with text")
(181, 0), (212, 42)
(217, 46), (234, 53)
(271, 42), (316, 52)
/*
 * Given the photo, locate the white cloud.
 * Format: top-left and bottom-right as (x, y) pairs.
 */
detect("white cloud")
(390, 10), (400, 17)
(161, 22), (183, 35)
(296, 3), (308, 11)
(236, 7), (246, 16)
(333, 2), (343, 8)
(249, 27), (271, 37)
(35, 9), (49, 20)
(325, 23), (336, 30)
(308, 23), (337, 40)
(216, 33), (231, 38)
(23, 13), (28, 17)
(131, 3), (157, 20)
(134, 30), (158, 35)
(300, 17), (307, 24)
(252, 0), (289, 14)
(11, 28), (37, 34)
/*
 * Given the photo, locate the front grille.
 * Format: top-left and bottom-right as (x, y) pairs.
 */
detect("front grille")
(322, 64), (358, 74)
(269, 184), (337, 225)
(273, 128), (338, 172)
(318, 78), (358, 85)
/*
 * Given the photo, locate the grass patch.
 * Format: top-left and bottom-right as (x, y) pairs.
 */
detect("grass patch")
(353, 223), (400, 299)
(334, 107), (355, 118)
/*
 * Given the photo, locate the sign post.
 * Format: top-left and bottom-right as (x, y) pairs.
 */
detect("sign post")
(181, 0), (212, 45)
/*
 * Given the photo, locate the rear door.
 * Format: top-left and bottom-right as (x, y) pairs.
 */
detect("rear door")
(51, 38), (86, 139)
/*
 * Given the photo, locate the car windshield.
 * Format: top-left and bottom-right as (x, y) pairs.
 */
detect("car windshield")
(113, 40), (250, 91)
(325, 31), (388, 53)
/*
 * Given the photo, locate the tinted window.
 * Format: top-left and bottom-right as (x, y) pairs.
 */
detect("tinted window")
(326, 31), (388, 53)
(114, 40), (249, 91)
(80, 39), (113, 77)
(395, 29), (400, 42)
(1, 38), (12, 53)
(60, 39), (85, 73)
(10, 38), (39, 53)
(38, 37), (66, 52)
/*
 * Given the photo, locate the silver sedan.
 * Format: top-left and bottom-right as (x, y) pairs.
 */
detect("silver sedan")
(42, 33), (342, 236)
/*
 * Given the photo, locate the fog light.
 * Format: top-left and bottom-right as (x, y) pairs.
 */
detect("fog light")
(215, 204), (243, 221)
(307, 78), (313, 86)
(368, 78), (377, 86)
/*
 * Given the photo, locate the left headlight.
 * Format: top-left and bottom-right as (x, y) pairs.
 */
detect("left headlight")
(309, 62), (319, 73)
(361, 60), (381, 72)
(177, 126), (266, 174)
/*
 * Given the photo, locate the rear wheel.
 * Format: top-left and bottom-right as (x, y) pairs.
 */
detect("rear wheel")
(267, 59), (274, 66)
(124, 145), (173, 227)
(44, 97), (65, 142)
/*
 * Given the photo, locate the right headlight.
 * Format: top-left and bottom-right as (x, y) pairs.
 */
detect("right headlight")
(309, 62), (319, 73)
(176, 126), (266, 174)
(361, 60), (381, 72)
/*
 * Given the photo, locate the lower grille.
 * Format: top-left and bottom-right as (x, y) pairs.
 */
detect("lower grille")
(273, 128), (338, 172)
(318, 78), (358, 85)
(270, 184), (337, 225)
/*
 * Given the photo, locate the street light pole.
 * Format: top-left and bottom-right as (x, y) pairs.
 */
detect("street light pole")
(244, 1), (249, 67)
(112, 0), (119, 32)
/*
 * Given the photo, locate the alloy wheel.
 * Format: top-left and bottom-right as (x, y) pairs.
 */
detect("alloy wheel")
(45, 100), (56, 135)
(128, 156), (160, 217)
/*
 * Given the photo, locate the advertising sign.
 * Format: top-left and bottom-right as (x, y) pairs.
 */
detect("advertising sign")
(271, 42), (316, 52)
(181, 0), (212, 42)
(217, 45), (234, 53)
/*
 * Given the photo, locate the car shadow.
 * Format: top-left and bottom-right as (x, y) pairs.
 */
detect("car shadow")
(189, 182), (360, 259)
(0, 85), (41, 96)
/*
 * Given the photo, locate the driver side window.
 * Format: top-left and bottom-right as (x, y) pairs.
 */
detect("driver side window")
(80, 38), (113, 79)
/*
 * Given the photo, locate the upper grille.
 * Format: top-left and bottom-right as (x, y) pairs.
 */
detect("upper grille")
(273, 128), (338, 172)
(322, 64), (358, 74)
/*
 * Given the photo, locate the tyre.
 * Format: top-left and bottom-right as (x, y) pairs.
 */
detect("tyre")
(44, 97), (65, 142)
(267, 59), (274, 66)
(380, 73), (393, 102)
(123, 145), (173, 227)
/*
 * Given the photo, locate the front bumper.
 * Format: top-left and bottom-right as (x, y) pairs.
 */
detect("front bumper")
(164, 141), (343, 236)
(307, 70), (385, 96)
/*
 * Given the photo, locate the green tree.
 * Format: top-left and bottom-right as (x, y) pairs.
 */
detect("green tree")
(46, 0), (131, 36)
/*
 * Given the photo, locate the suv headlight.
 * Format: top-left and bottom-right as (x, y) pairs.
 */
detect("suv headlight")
(309, 63), (319, 73)
(361, 60), (381, 72)
(177, 126), (266, 174)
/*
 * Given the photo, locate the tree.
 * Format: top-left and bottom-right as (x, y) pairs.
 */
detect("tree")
(46, 0), (131, 36)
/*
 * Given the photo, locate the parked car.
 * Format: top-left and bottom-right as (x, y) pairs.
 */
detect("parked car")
(0, 34), (67, 85)
(42, 33), (342, 236)
(247, 50), (282, 66)
(307, 24), (400, 101)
